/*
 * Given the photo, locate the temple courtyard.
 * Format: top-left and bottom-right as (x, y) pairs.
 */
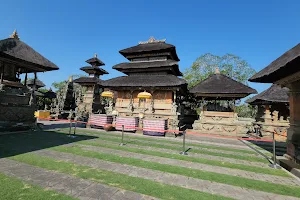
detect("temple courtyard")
(0, 128), (299, 200)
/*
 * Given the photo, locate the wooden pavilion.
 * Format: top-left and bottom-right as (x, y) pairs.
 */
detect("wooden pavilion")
(0, 30), (59, 131)
(249, 43), (300, 162)
(190, 68), (257, 136)
(102, 37), (188, 135)
(246, 84), (289, 140)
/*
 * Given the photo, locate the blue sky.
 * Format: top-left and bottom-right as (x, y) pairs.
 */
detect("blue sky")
(1, 0), (300, 96)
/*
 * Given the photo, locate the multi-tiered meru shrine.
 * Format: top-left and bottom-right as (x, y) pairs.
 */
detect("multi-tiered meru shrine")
(74, 54), (108, 116)
(103, 37), (189, 134)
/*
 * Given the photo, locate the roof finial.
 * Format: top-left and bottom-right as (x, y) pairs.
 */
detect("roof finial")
(94, 53), (97, 58)
(215, 67), (220, 74)
(10, 30), (20, 40)
(139, 36), (166, 44)
(68, 76), (73, 82)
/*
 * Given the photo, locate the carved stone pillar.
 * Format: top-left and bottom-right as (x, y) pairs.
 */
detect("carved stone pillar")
(286, 81), (300, 161)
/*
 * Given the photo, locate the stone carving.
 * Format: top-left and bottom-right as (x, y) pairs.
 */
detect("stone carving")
(104, 100), (113, 115)
(171, 102), (178, 115)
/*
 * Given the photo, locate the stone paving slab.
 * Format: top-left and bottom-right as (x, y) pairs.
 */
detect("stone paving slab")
(34, 149), (300, 200)
(0, 158), (158, 200)
(77, 145), (300, 186)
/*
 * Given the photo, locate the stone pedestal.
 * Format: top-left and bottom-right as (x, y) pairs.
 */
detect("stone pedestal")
(286, 81), (300, 162)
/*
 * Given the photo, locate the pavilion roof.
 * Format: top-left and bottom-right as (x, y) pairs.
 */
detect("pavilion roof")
(0, 31), (59, 72)
(246, 84), (289, 105)
(85, 54), (105, 66)
(73, 77), (104, 85)
(119, 37), (180, 61)
(113, 60), (182, 76)
(80, 66), (108, 75)
(27, 79), (45, 88)
(102, 74), (186, 88)
(249, 43), (300, 83)
(190, 72), (257, 99)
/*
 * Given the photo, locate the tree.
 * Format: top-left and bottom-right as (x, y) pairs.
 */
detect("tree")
(51, 74), (85, 92)
(183, 53), (256, 88)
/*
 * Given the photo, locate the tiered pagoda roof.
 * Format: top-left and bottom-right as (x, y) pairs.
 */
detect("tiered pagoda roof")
(74, 54), (108, 85)
(0, 30), (59, 72)
(27, 79), (45, 88)
(246, 84), (289, 105)
(103, 37), (186, 88)
(249, 43), (300, 83)
(190, 68), (257, 99)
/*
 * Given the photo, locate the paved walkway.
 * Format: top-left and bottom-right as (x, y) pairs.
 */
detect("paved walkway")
(34, 149), (299, 200)
(0, 158), (157, 200)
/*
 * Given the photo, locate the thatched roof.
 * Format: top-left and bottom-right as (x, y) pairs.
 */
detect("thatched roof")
(249, 43), (300, 83)
(80, 66), (108, 75)
(102, 74), (186, 88)
(246, 84), (289, 104)
(73, 77), (104, 85)
(27, 79), (45, 88)
(0, 38), (59, 71)
(190, 73), (257, 99)
(119, 37), (180, 61)
(86, 56), (105, 66)
(113, 60), (182, 76)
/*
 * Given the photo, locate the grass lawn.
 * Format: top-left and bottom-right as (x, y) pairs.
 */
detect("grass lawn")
(10, 153), (232, 200)
(83, 133), (268, 163)
(0, 172), (76, 200)
(52, 145), (300, 197)
(64, 128), (257, 155)
(78, 140), (289, 177)
(0, 130), (295, 200)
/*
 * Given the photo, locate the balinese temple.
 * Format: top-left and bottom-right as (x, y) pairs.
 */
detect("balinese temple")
(74, 54), (108, 117)
(102, 37), (188, 135)
(190, 68), (257, 137)
(249, 43), (300, 163)
(0, 30), (59, 131)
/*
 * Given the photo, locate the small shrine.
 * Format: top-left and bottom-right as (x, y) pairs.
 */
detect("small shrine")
(190, 68), (257, 136)
(73, 54), (108, 120)
(102, 37), (189, 135)
(0, 30), (59, 131)
(246, 84), (289, 140)
(249, 43), (300, 163)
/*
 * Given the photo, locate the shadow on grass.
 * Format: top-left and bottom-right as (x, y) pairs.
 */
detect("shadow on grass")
(248, 140), (287, 156)
(0, 130), (97, 159)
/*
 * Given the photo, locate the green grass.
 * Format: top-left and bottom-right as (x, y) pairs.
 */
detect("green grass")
(64, 128), (257, 155)
(10, 153), (232, 200)
(78, 140), (289, 177)
(88, 134), (268, 163)
(0, 172), (76, 200)
(52, 145), (300, 198)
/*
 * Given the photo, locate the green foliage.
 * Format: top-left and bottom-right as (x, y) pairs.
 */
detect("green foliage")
(235, 104), (257, 118)
(183, 53), (256, 88)
(51, 74), (85, 92)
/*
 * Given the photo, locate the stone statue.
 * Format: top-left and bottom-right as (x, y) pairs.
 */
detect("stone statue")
(105, 100), (113, 114)
(171, 102), (178, 115)
(272, 110), (279, 122)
